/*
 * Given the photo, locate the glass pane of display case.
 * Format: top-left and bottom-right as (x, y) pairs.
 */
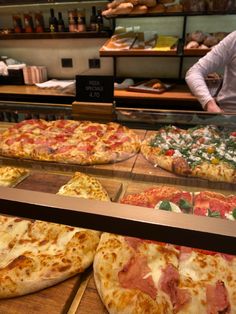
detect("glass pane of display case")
(0, 109), (235, 313)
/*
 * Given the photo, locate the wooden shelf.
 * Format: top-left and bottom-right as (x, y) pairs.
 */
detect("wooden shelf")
(100, 47), (179, 57)
(114, 84), (196, 102)
(0, 31), (111, 40)
(183, 48), (211, 56)
(107, 10), (236, 18)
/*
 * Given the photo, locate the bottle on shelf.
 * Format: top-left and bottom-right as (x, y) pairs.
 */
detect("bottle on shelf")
(35, 12), (45, 33)
(24, 13), (34, 33)
(96, 9), (103, 32)
(49, 8), (58, 32)
(77, 8), (86, 32)
(68, 9), (77, 32)
(58, 12), (65, 32)
(90, 6), (97, 31)
(12, 14), (23, 33)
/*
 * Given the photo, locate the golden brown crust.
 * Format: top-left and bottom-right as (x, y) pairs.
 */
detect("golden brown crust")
(57, 171), (110, 201)
(0, 166), (28, 187)
(94, 233), (180, 314)
(0, 217), (101, 298)
(0, 171), (110, 299)
(141, 139), (173, 172)
(0, 120), (140, 165)
(141, 127), (236, 183)
(192, 161), (236, 183)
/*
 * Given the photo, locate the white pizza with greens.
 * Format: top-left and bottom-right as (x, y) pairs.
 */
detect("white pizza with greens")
(141, 125), (236, 183)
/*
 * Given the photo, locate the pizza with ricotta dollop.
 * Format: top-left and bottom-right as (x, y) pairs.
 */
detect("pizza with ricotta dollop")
(141, 125), (236, 183)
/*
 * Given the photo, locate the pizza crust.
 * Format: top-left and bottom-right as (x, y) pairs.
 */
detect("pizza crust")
(0, 217), (101, 298)
(0, 120), (140, 165)
(57, 171), (110, 201)
(94, 233), (180, 314)
(0, 166), (29, 187)
(141, 126), (236, 183)
(0, 171), (110, 299)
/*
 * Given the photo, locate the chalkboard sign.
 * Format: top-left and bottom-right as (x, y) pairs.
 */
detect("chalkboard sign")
(76, 75), (114, 103)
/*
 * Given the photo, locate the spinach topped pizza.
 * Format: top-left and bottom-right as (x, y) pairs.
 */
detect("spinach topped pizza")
(141, 125), (236, 183)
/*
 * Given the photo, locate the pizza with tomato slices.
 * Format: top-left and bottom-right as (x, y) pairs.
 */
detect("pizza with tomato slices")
(120, 185), (236, 220)
(193, 191), (236, 220)
(120, 185), (193, 213)
(141, 125), (236, 183)
(93, 186), (236, 313)
(0, 119), (140, 165)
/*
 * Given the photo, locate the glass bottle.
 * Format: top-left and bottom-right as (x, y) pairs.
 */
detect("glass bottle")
(58, 12), (65, 32)
(90, 6), (97, 31)
(96, 9), (103, 32)
(77, 8), (86, 32)
(49, 8), (58, 32)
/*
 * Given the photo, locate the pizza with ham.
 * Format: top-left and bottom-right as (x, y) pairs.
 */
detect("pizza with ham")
(0, 171), (110, 298)
(94, 185), (236, 313)
(141, 125), (236, 183)
(0, 119), (140, 165)
(94, 234), (236, 313)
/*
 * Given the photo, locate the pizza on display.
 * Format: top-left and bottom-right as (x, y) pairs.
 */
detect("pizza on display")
(94, 234), (236, 314)
(0, 166), (28, 187)
(0, 119), (140, 165)
(121, 185), (236, 220)
(141, 125), (236, 183)
(0, 171), (110, 299)
(93, 185), (236, 313)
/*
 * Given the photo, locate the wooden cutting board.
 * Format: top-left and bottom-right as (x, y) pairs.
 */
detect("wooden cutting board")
(0, 171), (122, 313)
(132, 152), (236, 192)
(0, 275), (81, 314)
(15, 171), (123, 202)
(75, 273), (108, 314)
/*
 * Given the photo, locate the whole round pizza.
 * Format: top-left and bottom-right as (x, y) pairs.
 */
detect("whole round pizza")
(141, 125), (236, 183)
(0, 119), (140, 165)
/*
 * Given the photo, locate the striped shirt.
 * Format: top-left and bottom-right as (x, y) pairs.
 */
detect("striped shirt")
(185, 31), (236, 112)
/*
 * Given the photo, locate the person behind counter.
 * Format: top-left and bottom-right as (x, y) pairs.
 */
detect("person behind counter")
(185, 30), (236, 113)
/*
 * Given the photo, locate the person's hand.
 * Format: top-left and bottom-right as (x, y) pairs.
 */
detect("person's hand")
(204, 100), (223, 113)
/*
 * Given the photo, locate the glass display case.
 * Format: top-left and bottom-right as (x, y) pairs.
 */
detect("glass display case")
(0, 110), (235, 313)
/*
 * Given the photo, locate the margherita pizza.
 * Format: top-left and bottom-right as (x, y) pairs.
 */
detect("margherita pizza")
(120, 185), (236, 221)
(0, 171), (109, 298)
(141, 125), (236, 183)
(0, 119), (140, 165)
(121, 185), (193, 213)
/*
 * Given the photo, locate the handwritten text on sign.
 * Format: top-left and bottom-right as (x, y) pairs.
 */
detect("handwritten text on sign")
(86, 80), (103, 98)
(76, 75), (114, 103)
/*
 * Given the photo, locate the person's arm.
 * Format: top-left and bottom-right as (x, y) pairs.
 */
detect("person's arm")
(185, 31), (236, 112)
(204, 99), (222, 113)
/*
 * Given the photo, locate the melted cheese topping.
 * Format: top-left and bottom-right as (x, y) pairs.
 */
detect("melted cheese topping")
(154, 201), (182, 213)
(140, 243), (179, 287)
(0, 218), (81, 268)
(0, 166), (28, 186)
(57, 172), (110, 201)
